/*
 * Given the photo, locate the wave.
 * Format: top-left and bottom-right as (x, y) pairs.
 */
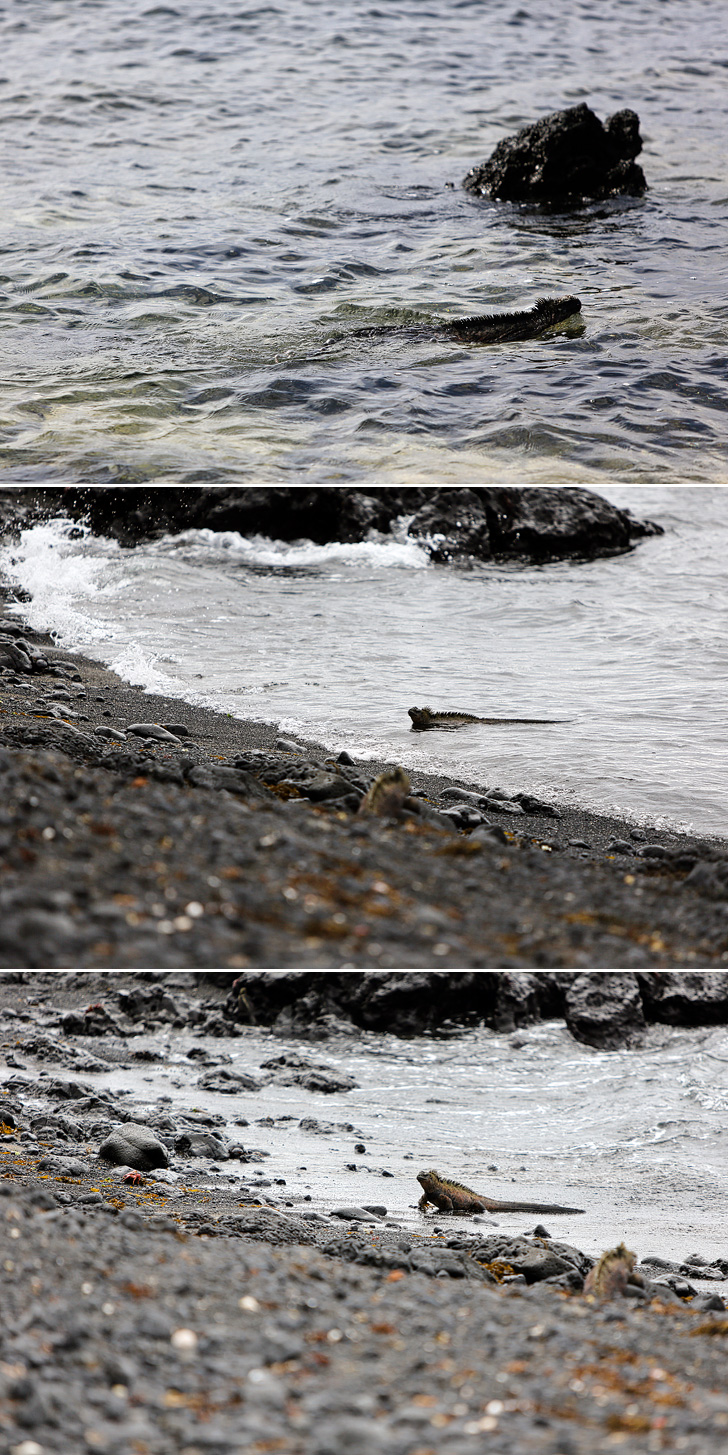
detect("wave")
(0, 518), (125, 647)
(151, 524), (431, 571)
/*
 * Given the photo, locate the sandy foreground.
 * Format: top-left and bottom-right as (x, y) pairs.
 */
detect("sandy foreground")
(2, 970), (728, 1455)
(0, 609), (727, 968)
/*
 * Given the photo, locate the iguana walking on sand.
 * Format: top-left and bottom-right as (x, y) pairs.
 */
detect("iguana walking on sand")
(417, 1169), (585, 1215)
(409, 707), (564, 730)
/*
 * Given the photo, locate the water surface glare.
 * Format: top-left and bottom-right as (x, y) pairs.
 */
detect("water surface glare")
(1, 1), (727, 481)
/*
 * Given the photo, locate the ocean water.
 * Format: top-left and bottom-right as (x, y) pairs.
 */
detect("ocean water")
(69, 1015), (728, 1277)
(1, 0), (728, 483)
(3, 485), (728, 837)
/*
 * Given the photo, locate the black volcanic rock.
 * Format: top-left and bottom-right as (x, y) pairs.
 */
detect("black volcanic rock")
(223, 971), (728, 1045)
(407, 489), (491, 562)
(463, 103), (647, 207)
(637, 972), (728, 1025)
(563, 973), (646, 1049)
(0, 486), (663, 567)
(480, 486), (662, 562)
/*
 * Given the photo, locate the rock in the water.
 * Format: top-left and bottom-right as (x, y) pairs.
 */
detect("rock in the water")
(98, 1124), (169, 1171)
(463, 103), (647, 206)
(407, 488), (490, 563)
(637, 972), (728, 1023)
(564, 973), (646, 1049)
(197, 1068), (264, 1093)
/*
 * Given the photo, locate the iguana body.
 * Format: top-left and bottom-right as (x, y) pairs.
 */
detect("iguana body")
(409, 706), (562, 730)
(417, 1169), (585, 1215)
(358, 766), (411, 817)
(347, 296), (582, 346)
(583, 1242), (642, 1298)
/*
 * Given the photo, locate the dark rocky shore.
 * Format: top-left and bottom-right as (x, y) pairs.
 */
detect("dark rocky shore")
(0, 606), (727, 969)
(224, 971), (728, 1049)
(2, 970), (728, 1455)
(1, 484), (722, 971)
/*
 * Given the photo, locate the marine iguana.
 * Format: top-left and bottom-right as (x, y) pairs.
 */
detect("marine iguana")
(583, 1242), (643, 1298)
(417, 1169), (585, 1215)
(358, 766), (411, 817)
(344, 295), (582, 345)
(408, 706), (563, 730)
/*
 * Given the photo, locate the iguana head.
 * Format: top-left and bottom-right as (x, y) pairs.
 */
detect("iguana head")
(417, 1169), (440, 1184)
(408, 707), (432, 729)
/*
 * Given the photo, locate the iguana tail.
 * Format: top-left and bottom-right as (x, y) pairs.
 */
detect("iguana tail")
(481, 1198), (585, 1214)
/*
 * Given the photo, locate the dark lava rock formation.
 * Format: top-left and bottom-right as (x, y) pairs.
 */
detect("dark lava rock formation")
(220, 971), (728, 1050)
(0, 485), (663, 566)
(462, 103), (647, 207)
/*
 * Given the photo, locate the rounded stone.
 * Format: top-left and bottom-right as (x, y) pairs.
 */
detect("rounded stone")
(98, 1123), (169, 1171)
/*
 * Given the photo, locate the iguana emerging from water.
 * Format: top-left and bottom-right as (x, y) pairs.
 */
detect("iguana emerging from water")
(409, 706), (563, 730)
(346, 295), (582, 345)
(417, 1169), (585, 1215)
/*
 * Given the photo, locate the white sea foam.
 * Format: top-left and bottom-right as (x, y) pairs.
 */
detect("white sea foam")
(152, 526), (431, 571)
(0, 518), (124, 647)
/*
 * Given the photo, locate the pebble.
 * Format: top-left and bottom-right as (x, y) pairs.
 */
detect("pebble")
(329, 1206), (384, 1222)
(93, 725), (127, 741)
(127, 722), (182, 743)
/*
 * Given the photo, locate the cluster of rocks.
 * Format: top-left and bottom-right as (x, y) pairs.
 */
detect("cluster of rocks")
(0, 484), (662, 565)
(223, 970), (728, 1049)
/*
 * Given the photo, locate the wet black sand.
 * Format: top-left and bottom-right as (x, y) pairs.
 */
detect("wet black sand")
(1, 616), (727, 968)
(2, 970), (728, 1455)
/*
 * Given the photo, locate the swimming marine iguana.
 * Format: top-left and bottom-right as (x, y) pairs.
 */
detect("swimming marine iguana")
(417, 1169), (585, 1215)
(408, 707), (563, 730)
(346, 295), (581, 345)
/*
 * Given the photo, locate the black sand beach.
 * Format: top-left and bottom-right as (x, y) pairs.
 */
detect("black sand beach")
(2, 969), (728, 1455)
(0, 605), (727, 969)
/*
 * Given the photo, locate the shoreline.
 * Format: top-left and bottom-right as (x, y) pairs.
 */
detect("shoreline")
(2, 971), (728, 1455)
(1, 607), (727, 968)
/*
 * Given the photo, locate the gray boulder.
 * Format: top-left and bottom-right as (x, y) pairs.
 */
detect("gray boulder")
(564, 972), (646, 1049)
(98, 1123), (169, 1171)
(175, 1130), (230, 1160)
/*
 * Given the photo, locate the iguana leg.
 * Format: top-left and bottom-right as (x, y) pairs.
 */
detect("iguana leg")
(418, 1192), (430, 1210)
